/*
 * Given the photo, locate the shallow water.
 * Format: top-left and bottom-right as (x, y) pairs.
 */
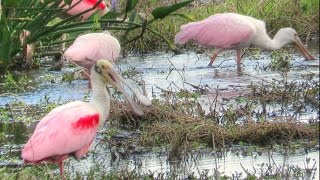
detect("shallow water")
(122, 50), (319, 99)
(0, 71), (89, 106)
(117, 47), (319, 121)
(1, 47), (319, 117)
(69, 145), (319, 179)
(0, 44), (319, 178)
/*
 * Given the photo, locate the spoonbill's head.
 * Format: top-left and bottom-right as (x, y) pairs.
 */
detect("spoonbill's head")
(94, 60), (151, 116)
(278, 28), (315, 60)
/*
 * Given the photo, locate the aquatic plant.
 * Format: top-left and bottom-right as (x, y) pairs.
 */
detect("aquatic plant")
(2, 72), (36, 93)
(269, 50), (292, 72)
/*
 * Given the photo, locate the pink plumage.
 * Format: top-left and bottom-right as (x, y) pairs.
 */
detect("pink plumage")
(21, 60), (151, 179)
(22, 102), (99, 163)
(64, 32), (121, 69)
(175, 13), (315, 66)
(175, 14), (255, 48)
(61, 0), (109, 20)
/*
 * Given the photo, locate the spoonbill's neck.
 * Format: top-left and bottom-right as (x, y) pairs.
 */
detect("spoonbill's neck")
(90, 71), (110, 125)
(254, 30), (292, 50)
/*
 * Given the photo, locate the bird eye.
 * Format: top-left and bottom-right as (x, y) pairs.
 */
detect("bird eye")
(94, 65), (102, 73)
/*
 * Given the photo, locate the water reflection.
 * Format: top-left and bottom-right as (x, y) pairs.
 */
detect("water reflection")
(0, 122), (28, 146)
(69, 142), (319, 179)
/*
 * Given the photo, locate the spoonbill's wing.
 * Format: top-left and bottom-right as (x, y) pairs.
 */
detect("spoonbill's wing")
(22, 101), (99, 162)
(175, 13), (255, 49)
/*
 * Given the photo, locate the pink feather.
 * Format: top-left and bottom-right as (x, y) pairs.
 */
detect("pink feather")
(61, 0), (108, 20)
(64, 33), (121, 69)
(174, 13), (255, 49)
(174, 13), (316, 67)
(22, 101), (100, 163)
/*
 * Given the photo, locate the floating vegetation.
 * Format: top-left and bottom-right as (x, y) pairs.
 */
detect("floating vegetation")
(1, 72), (37, 93)
(269, 50), (292, 72)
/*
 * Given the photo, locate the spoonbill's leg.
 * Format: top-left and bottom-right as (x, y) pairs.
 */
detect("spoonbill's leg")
(208, 48), (223, 66)
(59, 161), (65, 180)
(236, 49), (242, 65)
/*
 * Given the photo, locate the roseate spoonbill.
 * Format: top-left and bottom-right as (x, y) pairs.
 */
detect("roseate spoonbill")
(60, 0), (109, 20)
(64, 31), (121, 78)
(22, 60), (151, 179)
(174, 13), (316, 66)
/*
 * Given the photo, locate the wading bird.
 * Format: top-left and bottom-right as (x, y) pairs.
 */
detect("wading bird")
(64, 31), (121, 78)
(22, 60), (151, 179)
(60, 0), (109, 20)
(174, 13), (316, 66)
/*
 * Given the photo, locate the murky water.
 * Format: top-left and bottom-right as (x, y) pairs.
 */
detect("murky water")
(121, 49), (319, 95)
(117, 46), (319, 122)
(1, 44), (319, 107)
(69, 145), (319, 179)
(0, 44), (319, 178)
(0, 70), (89, 106)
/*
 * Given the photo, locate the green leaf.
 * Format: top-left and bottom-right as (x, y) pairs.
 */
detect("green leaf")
(125, 0), (139, 13)
(169, 13), (195, 21)
(0, 22), (12, 66)
(151, 0), (194, 19)
(127, 10), (137, 27)
(128, 10), (137, 23)
(101, 11), (121, 19)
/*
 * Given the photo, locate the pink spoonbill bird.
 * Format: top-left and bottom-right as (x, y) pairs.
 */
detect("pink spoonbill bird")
(174, 13), (316, 66)
(22, 60), (151, 179)
(60, 0), (110, 20)
(64, 31), (121, 78)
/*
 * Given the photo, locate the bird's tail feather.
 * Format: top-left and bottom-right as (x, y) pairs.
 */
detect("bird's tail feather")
(174, 22), (199, 44)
